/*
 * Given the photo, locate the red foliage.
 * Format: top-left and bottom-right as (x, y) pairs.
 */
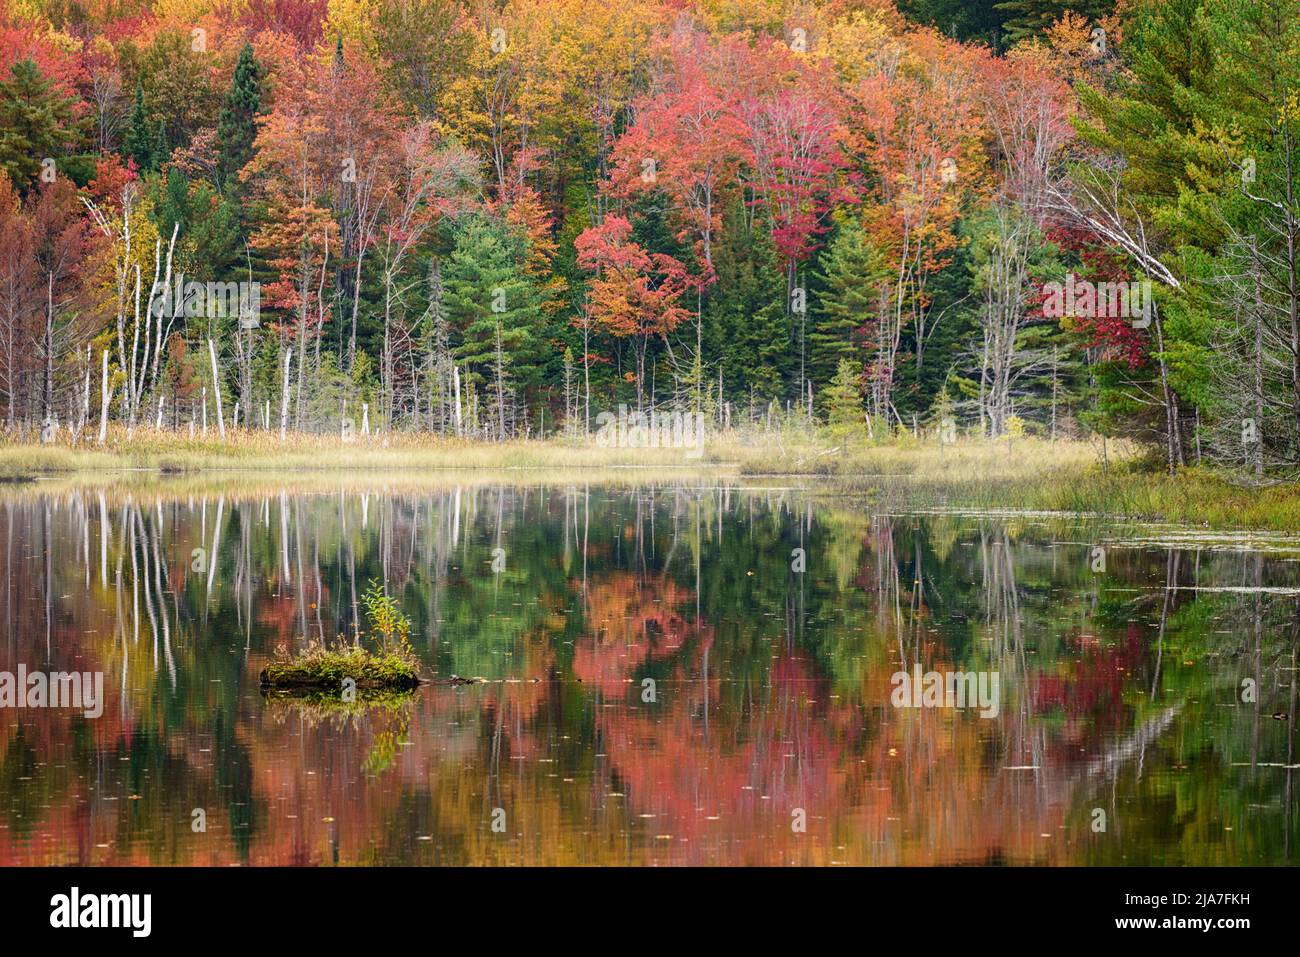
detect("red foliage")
(575, 214), (699, 342)
(1047, 224), (1148, 368)
(0, 11), (86, 98)
(233, 0), (329, 49)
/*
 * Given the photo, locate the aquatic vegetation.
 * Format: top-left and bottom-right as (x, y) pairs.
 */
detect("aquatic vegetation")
(360, 580), (413, 657)
(259, 644), (420, 691)
(262, 578), (422, 691)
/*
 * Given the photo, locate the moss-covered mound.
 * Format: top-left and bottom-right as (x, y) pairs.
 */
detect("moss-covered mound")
(260, 646), (420, 691)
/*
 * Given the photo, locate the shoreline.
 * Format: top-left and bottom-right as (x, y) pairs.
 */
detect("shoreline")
(1, 433), (1297, 531)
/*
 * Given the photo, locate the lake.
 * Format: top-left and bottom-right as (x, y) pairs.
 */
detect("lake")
(0, 478), (1295, 865)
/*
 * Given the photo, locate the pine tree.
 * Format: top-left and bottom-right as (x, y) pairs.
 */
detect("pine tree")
(928, 384), (956, 441)
(824, 358), (867, 438)
(0, 60), (83, 191)
(899, 0), (1009, 48)
(154, 118), (169, 170)
(154, 165), (190, 239)
(124, 84), (153, 173)
(704, 210), (790, 408)
(217, 44), (264, 189)
(443, 216), (543, 409)
(813, 221), (888, 394)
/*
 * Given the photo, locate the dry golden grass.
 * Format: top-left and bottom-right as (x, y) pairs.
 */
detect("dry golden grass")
(711, 429), (1121, 480)
(3, 427), (1300, 529)
(0, 424), (1119, 479)
(0, 425), (729, 476)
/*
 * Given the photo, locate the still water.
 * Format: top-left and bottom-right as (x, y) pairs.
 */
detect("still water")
(0, 478), (1296, 865)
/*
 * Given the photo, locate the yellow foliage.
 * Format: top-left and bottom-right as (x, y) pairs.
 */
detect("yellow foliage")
(151, 0), (214, 25)
(325, 0), (380, 53)
(823, 9), (901, 84)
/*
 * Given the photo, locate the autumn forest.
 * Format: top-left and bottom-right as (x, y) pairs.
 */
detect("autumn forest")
(0, 0), (1298, 476)
(2, 0), (1300, 883)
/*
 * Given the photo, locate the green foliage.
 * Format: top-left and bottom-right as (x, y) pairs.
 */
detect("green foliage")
(0, 60), (85, 190)
(374, 0), (472, 116)
(813, 220), (889, 392)
(6, 0), (1291, 478)
(121, 27), (217, 150)
(823, 358), (867, 438)
(261, 645), (419, 690)
(361, 580), (413, 656)
(217, 44), (264, 190)
(996, 0), (1115, 44)
(704, 203), (789, 405)
(124, 83), (153, 172)
(899, 0), (1011, 47)
(443, 215), (545, 399)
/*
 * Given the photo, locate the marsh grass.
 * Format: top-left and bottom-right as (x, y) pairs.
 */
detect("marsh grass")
(714, 431), (1115, 480)
(5, 427), (1300, 530)
(0, 425), (727, 477)
(259, 643), (420, 690)
(261, 575), (422, 691)
(0, 424), (1110, 478)
(1034, 467), (1300, 530)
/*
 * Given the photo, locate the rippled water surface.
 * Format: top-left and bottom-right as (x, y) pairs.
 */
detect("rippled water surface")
(0, 479), (1296, 865)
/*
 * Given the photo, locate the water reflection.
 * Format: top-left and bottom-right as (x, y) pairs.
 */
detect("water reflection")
(0, 482), (1296, 865)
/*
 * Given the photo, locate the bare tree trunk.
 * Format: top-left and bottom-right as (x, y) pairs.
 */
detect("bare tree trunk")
(453, 364), (462, 437)
(208, 338), (226, 440)
(98, 349), (111, 443)
(1151, 301), (1181, 474)
(40, 273), (54, 441)
(76, 345), (90, 440)
(582, 313), (591, 435)
(280, 347), (293, 442)
(1252, 239), (1265, 477)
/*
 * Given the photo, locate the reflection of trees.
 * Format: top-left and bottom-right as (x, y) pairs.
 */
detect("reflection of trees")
(0, 486), (1295, 863)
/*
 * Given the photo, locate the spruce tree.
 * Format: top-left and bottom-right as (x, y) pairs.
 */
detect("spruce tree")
(813, 221), (888, 393)
(443, 216), (542, 409)
(153, 118), (169, 170)
(124, 84), (153, 173)
(216, 44), (264, 189)
(0, 59), (83, 191)
(824, 358), (867, 439)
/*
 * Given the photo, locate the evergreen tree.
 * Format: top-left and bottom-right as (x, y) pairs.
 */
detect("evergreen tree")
(0, 60), (84, 191)
(704, 203), (790, 410)
(899, 0), (1009, 48)
(124, 83), (153, 173)
(154, 118), (169, 170)
(442, 215), (543, 421)
(217, 44), (264, 190)
(813, 221), (888, 400)
(996, 0), (1115, 44)
(824, 358), (867, 438)
(154, 165), (190, 238)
